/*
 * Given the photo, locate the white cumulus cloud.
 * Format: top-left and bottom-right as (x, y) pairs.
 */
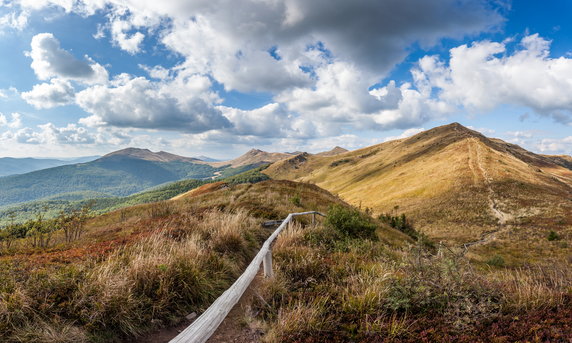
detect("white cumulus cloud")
(0, 112), (22, 129)
(76, 73), (231, 133)
(13, 123), (95, 144)
(21, 78), (75, 109)
(383, 128), (425, 142)
(28, 33), (108, 83)
(413, 34), (572, 125)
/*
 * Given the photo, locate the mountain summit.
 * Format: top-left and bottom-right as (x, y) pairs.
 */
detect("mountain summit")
(316, 146), (349, 156)
(210, 148), (294, 167)
(100, 148), (201, 163)
(265, 123), (572, 263)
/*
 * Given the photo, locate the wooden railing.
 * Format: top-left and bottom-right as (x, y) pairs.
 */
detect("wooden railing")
(169, 211), (325, 343)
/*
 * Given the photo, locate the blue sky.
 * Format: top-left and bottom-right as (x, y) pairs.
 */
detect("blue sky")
(0, 0), (571, 159)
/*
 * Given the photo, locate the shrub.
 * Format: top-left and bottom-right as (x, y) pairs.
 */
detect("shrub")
(547, 230), (561, 241)
(329, 158), (352, 167)
(486, 255), (505, 267)
(379, 213), (418, 240)
(325, 205), (377, 239)
(289, 194), (302, 207)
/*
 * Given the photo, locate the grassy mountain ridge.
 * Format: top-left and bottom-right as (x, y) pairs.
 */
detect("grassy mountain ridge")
(0, 148), (294, 208)
(265, 123), (572, 265)
(101, 147), (203, 163)
(0, 180), (372, 342)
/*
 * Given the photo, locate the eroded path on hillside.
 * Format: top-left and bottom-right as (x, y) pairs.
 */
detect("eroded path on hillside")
(464, 138), (512, 250)
(130, 276), (262, 343)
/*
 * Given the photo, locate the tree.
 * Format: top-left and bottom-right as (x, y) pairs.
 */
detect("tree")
(59, 203), (92, 243)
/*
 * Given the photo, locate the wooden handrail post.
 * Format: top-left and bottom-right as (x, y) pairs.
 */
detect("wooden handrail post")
(263, 250), (273, 278)
(312, 212), (316, 225)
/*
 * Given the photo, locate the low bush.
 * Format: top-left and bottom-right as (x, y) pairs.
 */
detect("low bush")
(325, 204), (377, 239)
(547, 230), (561, 241)
(486, 255), (505, 267)
(289, 194), (302, 207)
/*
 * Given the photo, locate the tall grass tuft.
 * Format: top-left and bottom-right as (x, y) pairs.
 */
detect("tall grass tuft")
(494, 266), (571, 312)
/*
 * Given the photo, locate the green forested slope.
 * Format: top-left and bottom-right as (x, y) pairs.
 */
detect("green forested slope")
(0, 156), (218, 207)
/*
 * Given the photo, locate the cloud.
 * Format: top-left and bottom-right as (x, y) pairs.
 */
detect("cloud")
(536, 136), (572, 154)
(159, 0), (502, 92)
(383, 128), (425, 142)
(109, 17), (145, 54)
(12, 123), (95, 144)
(0, 87), (19, 99)
(0, 112), (22, 129)
(76, 73), (231, 133)
(219, 103), (316, 139)
(3, 0), (515, 148)
(413, 34), (572, 125)
(12, 0), (502, 89)
(28, 33), (108, 83)
(21, 78), (75, 109)
(139, 64), (170, 80)
(162, 15), (311, 93)
(0, 9), (27, 32)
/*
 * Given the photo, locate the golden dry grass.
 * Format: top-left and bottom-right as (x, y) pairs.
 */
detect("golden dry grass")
(0, 180), (354, 342)
(265, 123), (572, 266)
(248, 221), (571, 342)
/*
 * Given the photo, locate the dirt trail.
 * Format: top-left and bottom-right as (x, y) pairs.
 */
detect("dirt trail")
(128, 277), (262, 343)
(463, 138), (512, 251)
(211, 171), (223, 180)
(467, 139), (479, 185)
(473, 140), (512, 225)
(206, 277), (262, 343)
(547, 170), (572, 187)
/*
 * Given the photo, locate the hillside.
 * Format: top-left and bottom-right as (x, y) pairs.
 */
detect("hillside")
(0, 156), (98, 177)
(0, 148), (278, 208)
(1, 178), (569, 342)
(0, 180), (372, 342)
(265, 123), (572, 265)
(0, 166), (272, 225)
(0, 157), (214, 208)
(210, 149), (294, 168)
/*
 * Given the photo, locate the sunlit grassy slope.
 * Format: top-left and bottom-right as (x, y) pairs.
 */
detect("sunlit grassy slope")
(265, 123), (572, 265)
(1, 180), (412, 342)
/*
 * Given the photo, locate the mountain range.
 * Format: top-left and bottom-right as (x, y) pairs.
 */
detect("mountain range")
(2, 123), (571, 267)
(0, 147), (312, 208)
(0, 156), (99, 177)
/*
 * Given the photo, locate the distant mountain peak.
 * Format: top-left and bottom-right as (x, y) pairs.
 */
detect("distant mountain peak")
(209, 148), (293, 167)
(246, 149), (264, 155)
(100, 148), (200, 163)
(316, 146), (349, 156)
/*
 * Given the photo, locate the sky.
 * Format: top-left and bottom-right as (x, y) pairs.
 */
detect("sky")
(0, 0), (571, 159)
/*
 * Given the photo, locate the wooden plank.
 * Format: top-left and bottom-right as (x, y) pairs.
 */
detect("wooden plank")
(263, 250), (273, 278)
(261, 220), (283, 228)
(169, 211), (324, 343)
